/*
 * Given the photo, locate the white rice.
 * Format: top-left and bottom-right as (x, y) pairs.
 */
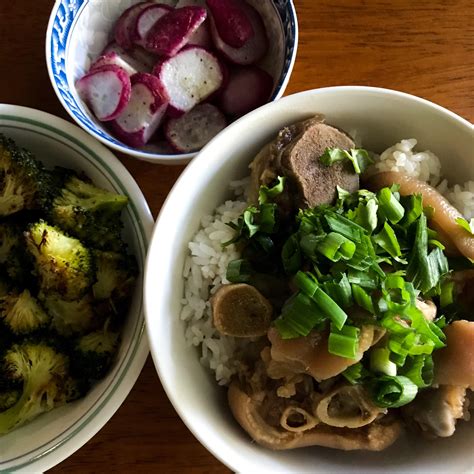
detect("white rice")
(182, 140), (473, 385)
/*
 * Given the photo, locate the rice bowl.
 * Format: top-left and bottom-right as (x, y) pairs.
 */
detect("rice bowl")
(144, 87), (474, 473)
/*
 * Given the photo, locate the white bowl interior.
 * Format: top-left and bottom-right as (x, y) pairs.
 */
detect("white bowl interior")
(145, 87), (474, 473)
(0, 106), (153, 472)
(58, 0), (290, 163)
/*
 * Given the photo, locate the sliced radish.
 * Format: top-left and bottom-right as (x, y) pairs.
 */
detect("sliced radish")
(187, 20), (212, 48)
(90, 52), (138, 77)
(144, 6), (207, 56)
(76, 65), (131, 122)
(176, 0), (206, 6)
(103, 42), (156, 72)
(114, 2), (153, 50)
(209, 2), (267, 65)
(153, 46), (223, 114)
(219, 66), (273, 117)
(110, 73), (169, 147)
(165, 103), (226, 152)
(133, 4), (173, 46)
(206, 0), (254, 48)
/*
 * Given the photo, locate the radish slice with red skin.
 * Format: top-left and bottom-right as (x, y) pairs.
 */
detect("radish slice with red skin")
(110, 73), (169, 148)
(90, 52), (138, 77)
(176, 0), (206, 6)
(114, 2), (153, 50)
(103, 42), (156, 72)
(165, 103), (226, 152)
(76, 65), (132, 122)
(187, 20), (212, 48)
(133, 4), (173, 46)
(209, 2), (268, 65)
(219, 66), (273, 117)
(153, 46), (224, 114)
(144, 6), (207, 56)
(206, 0), (254, 48)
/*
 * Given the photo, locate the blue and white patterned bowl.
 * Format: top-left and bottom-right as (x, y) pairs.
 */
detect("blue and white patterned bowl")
(0, 104), (153, 472)
(46, 0), (298, 164)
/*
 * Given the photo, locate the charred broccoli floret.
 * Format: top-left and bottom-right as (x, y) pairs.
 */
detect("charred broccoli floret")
(0, 343), (69, 434)
(51, 176), (128, 251)
(40, 293), (96, 337)
(25, 221), (93, 300)
(0, 290), (50, 335)
(71, 324), (119, 382)
(0, 134), (55, 216)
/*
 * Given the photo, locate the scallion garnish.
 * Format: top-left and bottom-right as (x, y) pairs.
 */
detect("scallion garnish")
(328, 324), (360, 358)
(226, 259), (252, 283)
(370, 375), (418, 408)
(320, 147), (374, 174)
(258, 176), (286, 204)
(317, 232), (356, 262)
(370, 348), (397, 376)
(377, 187), (405, 224)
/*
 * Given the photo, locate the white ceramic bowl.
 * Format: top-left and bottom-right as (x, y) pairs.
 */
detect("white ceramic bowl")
(0, 105), (153, 472)
(145, 86), (474, 473)
(46, 0), (298, 164)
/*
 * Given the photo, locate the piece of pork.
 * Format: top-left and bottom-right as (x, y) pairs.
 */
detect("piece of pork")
(433, 320), (474, 388)
(402, 385), (470, 438)
(365, 171), (474, 260)
(249, 117), (359, 213)
(416, 298), (437, 322)
(228, 382), (402, 451)
(266, 325), (385, 382)
(211, 283), (272, 337)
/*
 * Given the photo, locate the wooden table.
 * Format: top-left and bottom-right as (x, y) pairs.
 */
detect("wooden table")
(0, 0), (472, 472)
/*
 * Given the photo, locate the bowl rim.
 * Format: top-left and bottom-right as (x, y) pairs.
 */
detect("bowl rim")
(45, 0), (299, 164)
(144, 85), (473, 472)
(0, 104), (154, 472)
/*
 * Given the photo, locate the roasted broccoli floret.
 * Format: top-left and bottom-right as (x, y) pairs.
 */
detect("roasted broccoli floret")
(0, 343), (69, 434)
(40, 293), (96, 337)
(71, 324), (119, 382)
(51, 175), (128, 251)
(0, 290), (50, 335)
(25, 221), (93, 300)
(0, 134), (55, 216)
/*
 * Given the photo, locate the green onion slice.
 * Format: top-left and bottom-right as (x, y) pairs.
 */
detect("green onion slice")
(370, 375), (418, 408)
(328, 324), (360, 358)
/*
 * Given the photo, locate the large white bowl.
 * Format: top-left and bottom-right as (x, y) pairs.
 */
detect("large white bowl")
(145, 86), (474, 473)
(46, 0), (298, 164)
(0, 105), (153, 472)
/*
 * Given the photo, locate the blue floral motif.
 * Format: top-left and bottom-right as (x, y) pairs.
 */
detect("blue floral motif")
(49, 0), (298, 152)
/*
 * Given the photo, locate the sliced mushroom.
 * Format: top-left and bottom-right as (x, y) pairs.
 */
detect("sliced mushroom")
(434, 320), (474, 388)
(211, 283), (272, 337)
(267, 325), (385, 382)
(228, 382), (402, 451)
(365, 171), (474, 260)
(315, 384), (386, 428)
(401, 385), (470, 438)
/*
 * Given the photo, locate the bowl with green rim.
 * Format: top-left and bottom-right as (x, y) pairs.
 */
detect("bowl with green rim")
(0, 104), (153, 472)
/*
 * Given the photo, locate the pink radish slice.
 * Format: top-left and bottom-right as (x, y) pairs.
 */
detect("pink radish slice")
(110, 73), (169, 147)
(153, 46), (224, 114)
(206, 0), (254, 48)
(176, 0), (206, 6)
(165, 103), (226, 152)
(209, 2), (268, 65)
(219, 66), (273, 117)
(103, 42), (156, 72)
(144, 6), (207, 56)
(90, 52), (138, 77)
(76, 65), (131, 122)
(133, 4), (172, 45)
(187, 20), (212, 48)
(114, 2), (153, 50)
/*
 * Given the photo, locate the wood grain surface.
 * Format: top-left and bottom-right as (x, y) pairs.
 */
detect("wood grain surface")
(0, 0), (472, 472)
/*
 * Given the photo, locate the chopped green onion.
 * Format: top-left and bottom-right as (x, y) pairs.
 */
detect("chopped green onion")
(322, 273), (352, 308)
(341, 362), (366, 384)
(399, 194), (423, 228)
(348, 198), (378, 232)
(440, 280), (455, 307)
(317, 232), (356, 262)
(347, 268), (379, 290)
(324, 212), (365, 242)
(401, 355), (434, 388)
(370, 348), (397, 376)
(226, 259), (252, 283)
(257, 203), (277, 233)
(455, 217), (474, 235)
(377, 187), (405, 224)
(281, 234), (301, 274)
(370, 375), (418, 408)
(300, 233), (325, 259)
(243, 207), (259, 237)
(328, 324), (360, 358)
(258, 176), (285, 204)
(352, 284), (375, 313)
(373, 222), (403, 259)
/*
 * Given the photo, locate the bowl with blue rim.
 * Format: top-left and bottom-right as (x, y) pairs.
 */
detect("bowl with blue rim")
(46, 0), (298, 164)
